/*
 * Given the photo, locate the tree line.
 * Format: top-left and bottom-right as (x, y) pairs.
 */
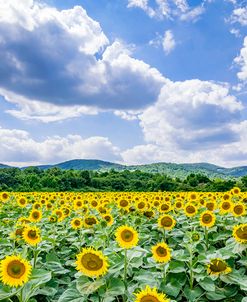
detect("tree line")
(0, 167), (247, 192)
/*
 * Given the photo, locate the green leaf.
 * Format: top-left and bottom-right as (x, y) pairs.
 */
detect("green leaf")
(45, 261), (70, 274)
(169, 261), (186, 273)
(58, 288), (85, 302)
(76, 276), (105, 295)
(200, 277), (215, 292)
(206, 291), (226, 300)
(29, 269), (52, 286)
(105, 278), (125, 296)
(184, 286), (203, 302)
(0, 285), (21, 300)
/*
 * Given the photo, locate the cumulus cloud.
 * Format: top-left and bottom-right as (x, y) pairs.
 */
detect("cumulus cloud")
(121, 79), (246, 167)
(0, 126), (120, 166)
(0, 0), (165, 115)
(162, 30), (176, 54)
(127, 0), (204, 21)
(230, 7), (247, 26)
(234, 36), (247, 81)
(1, 89), (98, 122)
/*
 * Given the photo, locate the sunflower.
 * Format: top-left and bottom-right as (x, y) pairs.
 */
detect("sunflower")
(49, 215), (58, 223)
(71, 218), (83, 230)
(74, 200), (84, 210)
(159, 203), (171, 213)
(219, 200), (232, 214)
(144, 210), (155, 218)
(115, 225), (139, 249)
(53, 209), (65, 222)
(17, 197), (27, 208)
(174, 199), (183, 211)
(84, 215), (98, 228)
(200, 211), (216, 228)
(207, 258), (231, 276)
(118, 199), (130, 211)
(0, 255), (32, 287)
(1, 192), (9, 202)
(233, 224), (247, 244)
(46, 202), (53, 211)
(102, 213), (114, 226)
(152, 242), (171, 263)
(231, 187), (241, 196)
(184, 203), (197, 217)
(135, 285), (170, 302)
(205, 201), (217, 211)
(29, 210), (42, 222)
(22, 226), (41, 246)
(158, 214), (176, 231)
(76, 247), (108, 278)
(136, 200), (147, 212)
(232, 203), (246, 217)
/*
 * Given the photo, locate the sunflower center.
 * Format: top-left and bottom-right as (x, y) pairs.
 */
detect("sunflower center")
(28, 230), (38, 239)
(77, 202), (82, 207)
(223, 194), (230, 200)
(20, 199), (26, 205)
(209, 260), (227, 272)
(186, 206), (195, 214)
(138, 202), (145, 209)
(156, 246), (167, 257)
(85, 217), (96, 225)
(121, 230), (134, 242)
(7, 261), (26, 279)
(234, 205), (243, 215)
(161, 204), (169, 211)
(81, 253), (103, 271)
(206, 203), (214, 211)
(222, 202), (230, 210)
(105, 215), (111, 222)
(2, 193), (8, 199)
(202, 214), (212, 224)
(236, 226), (247, 240)
(190, 194), (197, 200)
(32, 212), (39, 219)
(120, 200), (128, 207)
(74, 220), (81, 226)
(140, 294), (160, 302)
(161, 217), (172, 227)
(92, 201), (98, 207)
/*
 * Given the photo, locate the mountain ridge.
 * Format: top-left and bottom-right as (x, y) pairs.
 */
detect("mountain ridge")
(0, 159), (247, 178)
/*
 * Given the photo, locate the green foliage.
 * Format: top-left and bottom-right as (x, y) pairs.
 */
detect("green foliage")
(0, 166), (246, 192)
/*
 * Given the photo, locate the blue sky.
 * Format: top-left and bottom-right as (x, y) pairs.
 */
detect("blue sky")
(0, 0), (247, 167)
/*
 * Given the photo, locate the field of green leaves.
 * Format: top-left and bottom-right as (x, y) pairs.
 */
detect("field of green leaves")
(0, 190), (246, 302)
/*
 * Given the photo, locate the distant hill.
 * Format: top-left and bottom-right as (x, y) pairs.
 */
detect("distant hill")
(0, 163), (11, 168)
(0, 159), (247, 179)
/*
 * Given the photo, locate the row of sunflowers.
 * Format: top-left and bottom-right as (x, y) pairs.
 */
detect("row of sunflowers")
(0, 188), (246, 302)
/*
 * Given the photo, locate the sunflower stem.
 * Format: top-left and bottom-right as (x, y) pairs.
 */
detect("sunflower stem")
(163, 264), (167, 284)
(189, 246), (194, 290)
(123, 249), (128, 302)
(204, 227), (209, 250)
(33, 245), (38, 268)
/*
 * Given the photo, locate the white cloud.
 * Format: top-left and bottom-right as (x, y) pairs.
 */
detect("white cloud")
(234, 36), (247, 81)
(230, 7), (247, 26)
(127, 0), (204, 21)
(0, 0), (165, 116)
(1, 89), (98, 122)
(162, 30), (176, 54)
(121, 79), (246, 167)
(180, 6), (205, 22)
(0, 126), (120, 165)
(230, 28), (241, 37)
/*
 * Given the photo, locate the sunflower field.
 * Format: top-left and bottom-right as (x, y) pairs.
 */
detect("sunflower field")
(0, 189), (246, 302)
